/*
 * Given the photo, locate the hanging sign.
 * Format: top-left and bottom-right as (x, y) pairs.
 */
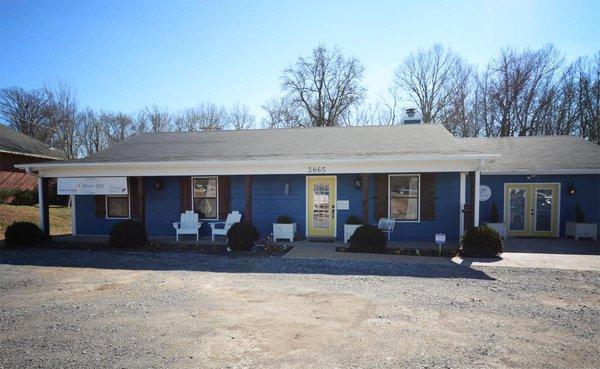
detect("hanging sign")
(479, 185), (491, 201)
(57, 177), (128, 195)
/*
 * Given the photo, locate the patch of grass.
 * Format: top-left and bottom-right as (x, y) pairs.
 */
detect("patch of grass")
(0, 204), (71, 239)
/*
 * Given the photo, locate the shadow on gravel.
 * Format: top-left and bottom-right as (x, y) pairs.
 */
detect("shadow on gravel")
(0, 249), (495, 280)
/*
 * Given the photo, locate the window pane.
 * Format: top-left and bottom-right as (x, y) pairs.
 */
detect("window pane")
(390, 197), (418, 220)
(390, 176), (418, 197)
(107, 196), (129, 218)
(193, 178), (217, 198)
(194, 198), (217, 219)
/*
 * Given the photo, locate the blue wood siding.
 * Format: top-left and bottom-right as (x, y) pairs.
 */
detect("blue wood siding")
(479, 174), (600, 237)
(74, 195), (124, 235)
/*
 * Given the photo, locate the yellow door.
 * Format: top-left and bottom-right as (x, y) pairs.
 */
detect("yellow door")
(307, 176), (336, 238)
(504, 183), (559, 237)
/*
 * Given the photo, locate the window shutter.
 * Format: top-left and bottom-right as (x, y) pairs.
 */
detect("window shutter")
(94, 195), (106, 217)
(130, 177), (144, 220)
(218, 176), (231, 220)
(180, 176), (192, 212)
(374, 174), (388, 220)
(420, 173), (436, 221)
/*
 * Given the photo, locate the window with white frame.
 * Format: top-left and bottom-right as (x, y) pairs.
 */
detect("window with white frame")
(192, 177), (218, 219)
(106, 195), (130, 218)
(389, 174), (420, 221)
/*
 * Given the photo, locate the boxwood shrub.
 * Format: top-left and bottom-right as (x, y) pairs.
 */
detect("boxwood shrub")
(276, 215), (293, 224)
(227, 222), (259, 251)
(109, 219), (148, 249)
(461, 225), (503, 258)
(4, 221), (45, 247)
(348, 224), (387, 253)
(345, 215), (362, 225)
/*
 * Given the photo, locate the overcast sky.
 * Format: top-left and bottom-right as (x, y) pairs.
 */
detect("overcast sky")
(1, 0), (599, 121)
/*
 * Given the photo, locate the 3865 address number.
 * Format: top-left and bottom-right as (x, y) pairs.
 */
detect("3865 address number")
(307, 166), (326, 173)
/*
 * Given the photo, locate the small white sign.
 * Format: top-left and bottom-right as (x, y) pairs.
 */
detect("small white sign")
(58, 177), (128, 195)
(479, 185), (491, 202)
(336, 200), (350, 210)
(435, 233), (446, 244)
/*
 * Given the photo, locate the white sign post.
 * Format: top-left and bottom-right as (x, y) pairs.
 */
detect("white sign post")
(435, 233), (446, 256)
(57, 177), (128, 195)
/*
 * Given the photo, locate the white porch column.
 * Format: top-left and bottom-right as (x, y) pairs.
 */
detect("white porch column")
(459, 172), (466, 237)
(70, 195), (77, 235)
(474, 170), (481, 227)
(37, 177), (46, 234)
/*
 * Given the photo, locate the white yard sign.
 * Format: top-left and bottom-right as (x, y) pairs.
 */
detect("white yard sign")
(57, 177), (128, 195)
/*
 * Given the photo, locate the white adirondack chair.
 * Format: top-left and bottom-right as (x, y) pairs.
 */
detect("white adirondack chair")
(173, 211), (203, 242)
(375, 218), (396, 242)
(210, 211), (242, 241)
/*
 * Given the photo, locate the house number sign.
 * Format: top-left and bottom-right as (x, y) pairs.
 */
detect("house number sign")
(307, 166), (326, 174)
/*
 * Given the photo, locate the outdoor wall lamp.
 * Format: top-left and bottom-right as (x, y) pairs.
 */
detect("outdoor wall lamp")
(567, 182), (576, 196)
(154, 178), (163, 191)
(354, 177), (362, 189)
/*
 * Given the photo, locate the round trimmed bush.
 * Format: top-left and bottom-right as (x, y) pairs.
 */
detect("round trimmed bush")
(461, 225), (503, 258)
(348, 224), (387, 253)
(109, 219), (148, 249)
(276, 215), (293, 224)
(4, 221), (44, 247)
(345, 215), (362, 225)
(227, 222), (259, 251)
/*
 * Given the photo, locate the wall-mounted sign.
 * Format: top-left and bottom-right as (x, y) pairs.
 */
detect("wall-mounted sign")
(479, 185), (491, 202)
(58, 177), (128, 195)
(336, 200), (350, 210)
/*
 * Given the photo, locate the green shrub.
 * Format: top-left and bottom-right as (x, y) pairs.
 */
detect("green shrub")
(489, 202), (500, 223)
(109, 219), (148, 249)
(461, 225), (503, 258)
(276, 215), (293, 224)
(0, 188), (16, 203)
(348, 224), (387, 253)
(227, 222), (259, 251)
(12, 189), (38, 205)
(4, 221), (44, 247)
(345, 215), (362, 225)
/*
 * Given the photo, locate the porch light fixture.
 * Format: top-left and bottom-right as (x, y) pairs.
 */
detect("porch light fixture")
(354, 177), (362, 189)
(284, 181), (290, 195)
(567, 182), (576, 196)
(154, 178), (163, 191)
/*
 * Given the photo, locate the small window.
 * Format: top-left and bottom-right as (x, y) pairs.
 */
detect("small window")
(389, 175), (420, 221)
(106, 195), (130, 219)
(192, 177), (218, 219)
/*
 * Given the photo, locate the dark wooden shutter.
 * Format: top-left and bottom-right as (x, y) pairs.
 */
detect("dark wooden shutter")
(94, 195), (106, 217)
(374, 174), (388, 220)
(218, 176), (231, 220)
(180, 176), (192, 212)
(420, 173), (436, 221)
(129, 177), (144, 220)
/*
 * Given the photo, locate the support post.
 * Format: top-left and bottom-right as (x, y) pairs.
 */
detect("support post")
(459, 172), (466, 237)
(244, 175), (253, 224)
(474, 170), (480, 227)
(136, 176), (144, 222)
(361, 174), (369, 225)
(37, 177), (50, 238)
(71, 195), (77, 235)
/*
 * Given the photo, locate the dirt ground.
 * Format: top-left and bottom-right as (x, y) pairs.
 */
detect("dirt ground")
(1, 249), (599, 369)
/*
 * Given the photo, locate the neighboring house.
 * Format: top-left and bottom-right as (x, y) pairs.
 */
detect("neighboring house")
(0, 124), (64, 192)
(16, 122), (600, 241)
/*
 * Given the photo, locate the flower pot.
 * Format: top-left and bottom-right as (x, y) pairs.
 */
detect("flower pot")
(273, 223), (297, 242)
(566, 222), (598, 240)
(484, 222), (506, 239)
(344, 224), (362, 243)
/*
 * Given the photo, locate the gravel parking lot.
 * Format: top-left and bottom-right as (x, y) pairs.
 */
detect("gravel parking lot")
(1, 249), (599, 369)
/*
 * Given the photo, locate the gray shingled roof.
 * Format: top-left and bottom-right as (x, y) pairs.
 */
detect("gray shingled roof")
(0, 124), (65, 159)
(72, 123), (487, 163)
(462, 136), (600, 173)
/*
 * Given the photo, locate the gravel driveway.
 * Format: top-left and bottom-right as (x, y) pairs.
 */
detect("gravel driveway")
(1, 249), (599, 369)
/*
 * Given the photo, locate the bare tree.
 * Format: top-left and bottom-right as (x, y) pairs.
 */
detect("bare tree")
(574, 52), (600, 143)
(261, 96), (305, 128)
(393, 44), (465, 123)
(0, 87), (52, 143)
(282, 45), (366, 127)
(43, 83), (79, 159)
(137, 105), (172, 133)
(438, 61), (479, 137)
(173, 103), (226, 131)
(227, 102), (256, 130)
(78, 108), (108, 156)
(102, 111), (139, 144)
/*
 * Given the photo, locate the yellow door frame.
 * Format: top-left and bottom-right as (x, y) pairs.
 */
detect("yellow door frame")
(503, 183), (561, 238)
(306, 175), (337, 238)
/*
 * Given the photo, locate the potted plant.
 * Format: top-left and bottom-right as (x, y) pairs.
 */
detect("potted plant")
(273, 215), (297, 242)
(483, 202), (506, 239)
(344, 215), (363, 243)
(566, 204), (598, 240)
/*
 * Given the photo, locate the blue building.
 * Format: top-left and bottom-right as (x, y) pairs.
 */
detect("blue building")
(17, 124), (600, 243)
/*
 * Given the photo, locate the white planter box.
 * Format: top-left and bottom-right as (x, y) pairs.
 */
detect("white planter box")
(344, 224), (362, 243)
(273, 223), (297, 242)
(566, 222), (598, 240)
(484, 222), (506, 239)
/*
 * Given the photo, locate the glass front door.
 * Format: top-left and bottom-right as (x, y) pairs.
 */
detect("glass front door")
(307, 176), (336, 238)
(504, 183), (559, 237)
